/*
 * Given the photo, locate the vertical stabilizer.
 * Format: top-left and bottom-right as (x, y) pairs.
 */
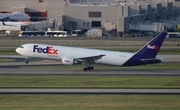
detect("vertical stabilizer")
(123, 32), (167, 66)
(135, 32), (167, 58)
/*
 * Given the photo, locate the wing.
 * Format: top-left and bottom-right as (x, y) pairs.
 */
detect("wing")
(75, 54), (106, 62)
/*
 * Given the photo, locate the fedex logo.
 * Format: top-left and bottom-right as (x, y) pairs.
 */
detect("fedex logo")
(65, 60), (70, 62)
(33, 45), (58, 54)
(147, 45), (159, 50)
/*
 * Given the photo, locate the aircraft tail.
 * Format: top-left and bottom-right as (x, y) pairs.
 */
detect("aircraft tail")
(123, 32), (167, 66)
(135, 32), (167, 58)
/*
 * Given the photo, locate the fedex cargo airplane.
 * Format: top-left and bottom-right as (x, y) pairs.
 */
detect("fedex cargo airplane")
(0, 13), (30, 25)
(16, 32), (167, 71)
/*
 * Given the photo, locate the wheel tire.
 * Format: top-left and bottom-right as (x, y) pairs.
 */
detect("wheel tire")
(87, 67), (91, 70)
(25, 61), (29, 64)
(91, 66), (94, 70)
(83, 68), (87, 71)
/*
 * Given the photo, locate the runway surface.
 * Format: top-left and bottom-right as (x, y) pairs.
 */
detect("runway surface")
(0, 88), (180, 94)
(0, 68), (180, 76)
(0, 56), (180, 94)
(0, 56), (180, 76)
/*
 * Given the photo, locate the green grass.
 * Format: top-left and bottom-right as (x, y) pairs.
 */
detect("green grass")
(0, 58), (15, 62)
(0, 76), (180, 88)
(0, 48), (17, 55)
(0, 95), (180, 110)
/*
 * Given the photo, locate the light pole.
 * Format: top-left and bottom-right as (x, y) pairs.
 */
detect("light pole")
(54, 12), (57, 30)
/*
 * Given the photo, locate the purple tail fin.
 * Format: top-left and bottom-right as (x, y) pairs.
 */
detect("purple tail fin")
(123, 32), (167, 66)
(135, 32), (167, 58)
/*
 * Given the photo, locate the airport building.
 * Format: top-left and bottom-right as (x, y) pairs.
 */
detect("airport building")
(0, 0), (180, 36)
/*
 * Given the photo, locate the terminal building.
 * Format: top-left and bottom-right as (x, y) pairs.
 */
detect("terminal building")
(0, 0), (180, 37)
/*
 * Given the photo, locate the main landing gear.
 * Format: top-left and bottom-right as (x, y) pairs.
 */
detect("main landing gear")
(83, 66), (94, 71)
(83, 62), (94, 71)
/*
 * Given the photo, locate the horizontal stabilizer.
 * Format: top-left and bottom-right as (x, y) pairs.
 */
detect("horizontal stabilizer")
(141, 58), (163, 61)
(140, 58), (162, 64)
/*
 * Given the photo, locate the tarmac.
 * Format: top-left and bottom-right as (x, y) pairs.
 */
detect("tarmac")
(0, 55), (180, 94)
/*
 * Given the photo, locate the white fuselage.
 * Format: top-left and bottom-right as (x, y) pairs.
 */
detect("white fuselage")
(16, 43), (134, 66)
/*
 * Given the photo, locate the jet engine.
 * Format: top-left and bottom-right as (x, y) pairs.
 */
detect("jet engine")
(61, 57), (82, 65)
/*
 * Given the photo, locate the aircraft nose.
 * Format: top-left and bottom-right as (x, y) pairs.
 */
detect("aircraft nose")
(15, 48), (20, 54)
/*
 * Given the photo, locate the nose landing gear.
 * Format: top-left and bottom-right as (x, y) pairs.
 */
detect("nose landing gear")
(25, 58), (29, 64)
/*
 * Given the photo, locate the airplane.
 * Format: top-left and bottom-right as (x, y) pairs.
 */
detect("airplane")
(15, 32), (167, 71)
(0, 13), (30, 26)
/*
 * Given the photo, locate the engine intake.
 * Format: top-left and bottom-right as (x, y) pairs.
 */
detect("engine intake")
(62, 57), (82, 65)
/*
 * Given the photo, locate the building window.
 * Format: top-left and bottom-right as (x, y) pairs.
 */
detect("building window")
(162, 7), (166, 11)
(87, 22), (89, 27)
(151, 9), (155, 12)
(141, 10), (146, 14)
(89, 12), (101, 17)
(39, 0), (43, 2)
(83, 22), (86, 27)
(92, 21), (101, 27)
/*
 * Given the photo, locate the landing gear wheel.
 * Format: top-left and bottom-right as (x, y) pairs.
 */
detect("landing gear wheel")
(90, 66), (94, 70)
(25, 60), (29, 64)
(84, 62), (94, 71)
(88, 66), (94, 70)
(83, 66), (94, 71)
(25, 59), (29, 64)
(83, 68), (88, 71)
(87, 67), (91, 70)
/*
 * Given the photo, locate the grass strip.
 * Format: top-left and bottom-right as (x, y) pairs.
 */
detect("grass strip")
(0, 95), (180, 110)
(0, 58), (15, 62)
(0, 76), (180, 88)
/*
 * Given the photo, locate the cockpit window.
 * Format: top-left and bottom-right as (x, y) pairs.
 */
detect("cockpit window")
(20, 46), (24, 48)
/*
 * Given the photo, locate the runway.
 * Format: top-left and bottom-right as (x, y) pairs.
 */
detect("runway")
(0, 88), (180, 94)
(0, 57), (180, 76)
(0, 68), (180, 76)
(0, 56), (180, 95)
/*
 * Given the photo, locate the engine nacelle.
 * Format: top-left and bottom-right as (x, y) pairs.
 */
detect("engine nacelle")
(61, 57), (82, 65)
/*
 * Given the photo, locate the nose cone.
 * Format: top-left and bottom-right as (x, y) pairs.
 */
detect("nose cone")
(16, 48), (23, 55)
(16, 48), (21, 54)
